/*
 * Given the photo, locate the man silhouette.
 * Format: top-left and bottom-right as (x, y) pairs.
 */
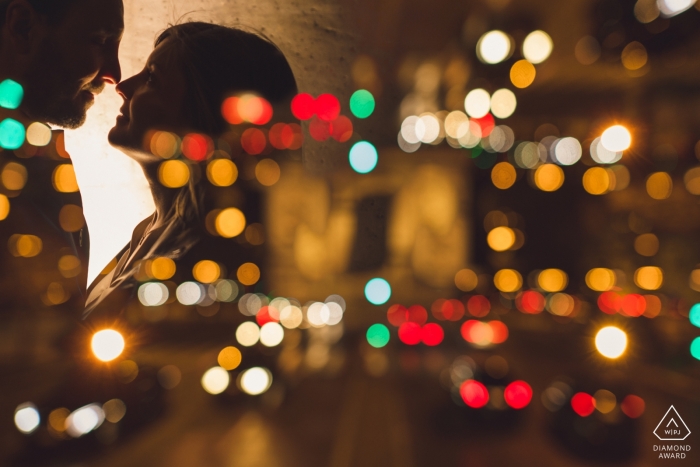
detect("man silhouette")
(0, 0), (123, 311)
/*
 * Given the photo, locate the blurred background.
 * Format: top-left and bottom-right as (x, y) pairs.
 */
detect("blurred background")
(1, 0), (700, 465)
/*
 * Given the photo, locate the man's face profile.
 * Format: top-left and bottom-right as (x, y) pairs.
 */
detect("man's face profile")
(21, 0), (124, 128)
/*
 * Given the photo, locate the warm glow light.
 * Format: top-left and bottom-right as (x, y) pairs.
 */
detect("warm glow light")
(491, 162), (516, 189)
(522, 30), (553, 64)
(510, 60), (536, 88)
(26, 122), (52, 146)
(240, 367), (272, 395)
(621, 42), (648, 70)
(538, 269), (568, 292)
(201, 366), (230, 395)
(534, 164), (564, 192)
(0, 194), (8, 220)
(455, 269), (478, 292)
(634, 266), (663, 290)
(237, 262), (261, 286)
(494, 269), (522, 293)
(207, 159), (238, 187)
(52, 164), (79, 193)
(658, 0), (696, 17)
(193, 260), (221, 283)
(464, 89), (491, 118)
(158, 160), (190, 188)
(487, 226), (516, 251)
(582, 167), (611, 195)
(215, 208), (246, 238)
(150, 257), (176, 280)
(646, 172), (673, 200)
(586, 268), (616, 291)
(91, 329), (125, 362)
(601, 125), (631, 152)
(477, 30), (511, 64)
(218, 346), (242, 370)
(236, 321), (260, 347)
(1, 161), (26, 190)
(14, 403), (40, 434)
(595, 326), (627, 359)
(490, 89), (517, 119)
(256, 159), (281, 186)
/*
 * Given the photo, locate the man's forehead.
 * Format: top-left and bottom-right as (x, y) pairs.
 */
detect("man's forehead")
(61, 0), (124, 34)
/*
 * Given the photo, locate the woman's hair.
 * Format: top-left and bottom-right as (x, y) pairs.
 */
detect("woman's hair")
(152, 22), (297, 257)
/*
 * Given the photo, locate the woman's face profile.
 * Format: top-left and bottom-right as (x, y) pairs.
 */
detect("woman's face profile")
(108, 38), (188, 159)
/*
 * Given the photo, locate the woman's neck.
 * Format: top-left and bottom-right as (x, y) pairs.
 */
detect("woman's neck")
(140, 161), (177, 225)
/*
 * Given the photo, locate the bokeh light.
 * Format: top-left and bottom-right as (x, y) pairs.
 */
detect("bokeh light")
(215, 208), (246, 238)
(237, 262), (261, 286)
(201, 366), (230, 395)
(490, 89), (517, 119)
(690, 337), (700, 360)
(487, 226), (516, 251)
(1, 162), (27, 190)
(207, 159), (238, 187)
(193, 260), (221, 284)
(582, 167), (611, 195)
(621, 42), (648, 70)
(349, 89), (375, 118)
(91, 329), (125, 362)
(53, 164), (79, 193)
(0, 194), (8, 221)
(494, 269), (522, 293)
(522, 30), (553, 64)
(586, 268), (616, 291)
(534, 164), (564, 192)
(510, 60), (536, 88)
(349, 141), (378, 174)
(504, 381), (533, 409)
(538, 269), (568, 292)
(217, 346), (242, 370)
(365, 278), (391, 305)
(26, 122), (51, 146)
(621, 394), (645, 418)
(0, 79), (23, 109)
(553, 137), (582, 165)
(236, 321), (261, 347)
(571, 392), (595, 417)
(464, 89), (491, 118)
(14, 403), (40, 434)
(601, 125), (631, 152)
(595, 326), (627, 359)
(158, 160), (190, 188)
(634, 266), (663, 290)
(460, 380), (489, 408)
(455, 269), (478, 292)
(646, 172), (673, 200)
(0, 118), (24, 149)
(240, 367), (272, 395)
(477, 30), (511, 64)
(367, 323), (390, 348)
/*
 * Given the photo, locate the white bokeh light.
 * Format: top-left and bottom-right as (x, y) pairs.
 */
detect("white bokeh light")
(14, 403), (40, 434)
(464, 89), (491, 118)
(477, 30), (511, 64)
(522, 30), (553, 64)
(239, 367), (272, 395)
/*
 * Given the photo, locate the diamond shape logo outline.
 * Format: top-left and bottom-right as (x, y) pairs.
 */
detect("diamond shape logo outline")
(654, 405), (691, 441)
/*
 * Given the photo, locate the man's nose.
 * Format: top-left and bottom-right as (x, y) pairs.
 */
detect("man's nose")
(100, 46), (122, 85)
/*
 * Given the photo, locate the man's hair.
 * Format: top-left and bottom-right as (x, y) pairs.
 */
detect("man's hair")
(0, 0), (80, 27)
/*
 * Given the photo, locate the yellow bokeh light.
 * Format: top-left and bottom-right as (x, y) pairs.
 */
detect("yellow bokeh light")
(158, 160), (190, 188)
(487, 226), (516, 251)
(594, 389), (617, 414)
(255, 159), (281, 186)
(595, 326), (627, 359)
(0, 194), (9, 221)
(601, 125), (631, 152)
(494, 269), (522, 293)
(455, 268), (478, 292)
(150, 257), (176, 280)
(217, 346), (242, 371)
(58, 255), (81, 278)
(510, 60), (536, 89)
(149, 131), (180, 159)
(646, 172), (672, 200)
(683, 167), (700, 195)
(689, 269), (700, 292)
(634, 266), (663, 290)
(9, 234), (42, 258)
(534, 163), (564, 192)
(491, 162), (516, 189)
(621, 42), (648, 71)
(522, 30), (553, 64)
(586, 268), (615, 291)
(48, 408), (70, 433)
(45, 282), (68, 305)
(91, 329), (125, 362)
(245, 223), (265, 245)
(207, 159), (238, 187)
(634, 233), (659, 256)
(1, 162), (27, 191)
(538, 269), (568, 292)
(582, 167), (610, 195)
(193, 260), (221, 283)
(215, 208), (246, 238)
(52, 164), (79, 193)
(26, 122), (52, 146)
(58, 204), (85, 232)
(237, 262), (261, 286)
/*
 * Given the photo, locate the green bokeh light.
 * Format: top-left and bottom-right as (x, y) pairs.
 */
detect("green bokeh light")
(691, 337), (700, 360)
(690, 304), (700, 328)
(366, 323), (390, 348)
(349, 90), (375, 119)
(0, 79), (24, 110)
(0, 118), (25, 149)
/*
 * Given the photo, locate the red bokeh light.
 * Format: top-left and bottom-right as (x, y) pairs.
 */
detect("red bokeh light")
(598, 291), (621, 314)
(620, 395), (645, 418)
(330, 115), (353, 142)
(420, 323), (444, 346)
(504, 381), (532, 409)
(620, 293), (645, 317)
(248, 97), (273, 125)
(268, 123), (288, 150)
(181, 133), (210, 161)
(309, 117), (331, 141)
(472, 114), (495, 137)
(467, 295), (491, 317)
(431, 299), (465, 321)
(489, 321), (509, 344)
(407, 305), (428, 325)
(398, 322), (422, 345)
(460, 380), (489, 408)
(387, 304), (408, 327)
(315, 93), (341, 121)
(221, 97), (242, 124)
(286, 123), (303, 150)
(571, 392), (595, 417)
(256, 306), (278, 326)
(241, 128), (267, 155)
(517, 290), (545, 314)
(291, 93), (315, 120)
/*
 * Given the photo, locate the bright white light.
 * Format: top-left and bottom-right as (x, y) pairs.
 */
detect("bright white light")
(306, 302), (326, 327)
(14, 403), (40, 434)
(591, 137), (622, 164)
(418, 114), (440, 143)
(658, 0), (696, 17)
(601, 125), (631, 152)
(554, 137), (582, 165)
(523, 30), (553, 64)
(444, 111), (470, 139)
(215, 280), (238, 302)
(259, 322), (284, 347)
(325, 294), (347, 311)
(240, 367), (272, 395)
(490, 89), (517, 119)
(321, 301), (343, 325)
(459, 121), (482, 148)
(595, 326), (628, 359)
(280, 305), (303, 329)
(91, 329), (125, 362)
(26, 122), (52, 146)
(236, 321), (260, 347)
(176, 281), (203, 306)
(138, 282), (168, 306)
(400, 116), (421, 144)
(464, 89), (491, 118)
(65, 404), (105, 438)
(201, 366), (230, 395)
(477, 30), (511, 64)
(397, 131), (421, 153)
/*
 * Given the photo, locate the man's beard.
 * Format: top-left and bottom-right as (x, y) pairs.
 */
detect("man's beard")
(22, 42), (103, 129)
